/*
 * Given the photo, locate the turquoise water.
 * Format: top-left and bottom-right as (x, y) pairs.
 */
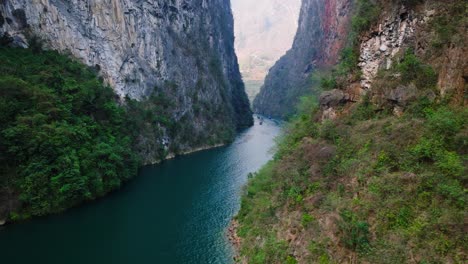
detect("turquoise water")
(0, 116), (281, 264)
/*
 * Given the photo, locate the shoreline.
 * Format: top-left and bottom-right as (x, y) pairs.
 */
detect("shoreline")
(165, 143), (226, 160)
(227, 219), (244, 263)
(142, 143), (227, 166)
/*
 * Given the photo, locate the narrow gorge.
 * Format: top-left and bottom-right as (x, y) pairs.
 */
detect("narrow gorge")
(0, 0), (466, 263)
(254, 0), (353, 118)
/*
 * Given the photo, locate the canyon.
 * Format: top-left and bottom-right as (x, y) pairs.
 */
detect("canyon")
(254, 0), (353, 118)
(231, 0), (300, 101)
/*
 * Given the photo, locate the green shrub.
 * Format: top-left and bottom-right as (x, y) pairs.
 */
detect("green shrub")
(429, 1), (465, 49)
(426, 107), (465, 141)
(320, 120), (340, 142)
(286, 255), (298, 264)
(435, 151), (464, 177)
(350, 95), (376, 121)
(351, 0), (381, 34)
(387, 206), (413, 229)
(339, 210), (371, 252)
(397, 49), (438, 89)
(436, 180), (466, 208)
(302, 213), (316, 227)
(320, 75), (337, 91)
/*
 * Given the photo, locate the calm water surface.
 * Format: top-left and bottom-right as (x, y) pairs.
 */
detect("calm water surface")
(0, 116), (281, 264)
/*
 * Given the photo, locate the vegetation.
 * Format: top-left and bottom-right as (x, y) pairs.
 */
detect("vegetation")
(237, 88), (467, 264)
(237, 1), (467, 263)
(429, 1), (467, 49)
(0, 46), (142, 218)
(0, 36), (240, 220)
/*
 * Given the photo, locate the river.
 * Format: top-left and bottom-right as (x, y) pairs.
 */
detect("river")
(0, 116), (281, 264)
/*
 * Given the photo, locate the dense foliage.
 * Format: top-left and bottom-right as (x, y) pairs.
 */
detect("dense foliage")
(0, 47), (139, 218)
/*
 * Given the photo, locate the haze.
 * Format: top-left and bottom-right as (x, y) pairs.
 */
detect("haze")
(231, 0), (301, 101)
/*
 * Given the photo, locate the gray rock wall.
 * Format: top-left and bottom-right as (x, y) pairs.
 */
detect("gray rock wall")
(0, 0), (253, 163)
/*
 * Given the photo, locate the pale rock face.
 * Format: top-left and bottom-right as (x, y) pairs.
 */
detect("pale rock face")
(0, 0), (253, 163)
(358, 7), (417, 90)
(1, 0), (241, 98)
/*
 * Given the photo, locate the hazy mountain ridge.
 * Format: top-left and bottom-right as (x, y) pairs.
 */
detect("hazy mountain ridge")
(232, 0), (300, 100)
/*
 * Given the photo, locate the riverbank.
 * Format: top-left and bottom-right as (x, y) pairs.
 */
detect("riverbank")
(0, 117), (282, 263)
(162, 144), (226, 164)
(227, 220), (243, 263)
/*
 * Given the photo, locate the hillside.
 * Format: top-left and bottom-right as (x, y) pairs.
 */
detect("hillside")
(0, 0), (252, 223)
(236, 0), (467, 263)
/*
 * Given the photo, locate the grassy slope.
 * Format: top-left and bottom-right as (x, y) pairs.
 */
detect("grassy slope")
(236, 1), (467, 263)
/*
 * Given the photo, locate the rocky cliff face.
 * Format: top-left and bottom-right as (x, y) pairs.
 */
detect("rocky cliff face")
(0, 0), (253, 163)
(320, 1), (467, 120)
(253, 0), (353, 118)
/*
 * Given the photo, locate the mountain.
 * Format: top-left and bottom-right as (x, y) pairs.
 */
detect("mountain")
(231, 0), (301, 101)
(0, 0), (252, 222)
(0, 0), (253, 163)
(253, 0), (352, 118)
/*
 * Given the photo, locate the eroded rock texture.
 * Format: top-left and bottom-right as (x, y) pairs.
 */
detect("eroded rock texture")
(0, 0), (253, 163)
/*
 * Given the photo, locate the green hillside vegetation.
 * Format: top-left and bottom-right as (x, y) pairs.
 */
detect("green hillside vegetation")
(0, 45), (145, 219)
(237, 95), (466, 263)
(236, 1), (467, 263)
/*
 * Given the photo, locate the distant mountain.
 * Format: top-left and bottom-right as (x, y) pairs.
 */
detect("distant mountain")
(232, 0), (300, 100)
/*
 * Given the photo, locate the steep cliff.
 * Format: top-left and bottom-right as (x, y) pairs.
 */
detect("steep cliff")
(237, 0), (467, 263)
(253, 0), (353, 118)
(0, 0), (253, 222)
(0, 0), (253, 163)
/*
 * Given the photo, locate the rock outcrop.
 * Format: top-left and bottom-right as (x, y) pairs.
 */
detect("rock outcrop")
(0, 0), (253, 163)
(319, 1), (467, 119)
(253, 0), (353, 118)
(358, 6), (418, 90)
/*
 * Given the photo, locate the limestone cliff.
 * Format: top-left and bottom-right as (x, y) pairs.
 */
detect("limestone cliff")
(0, 0), (253, 163)
(320, 0), (467, 119)
(253, 0), (353, 118)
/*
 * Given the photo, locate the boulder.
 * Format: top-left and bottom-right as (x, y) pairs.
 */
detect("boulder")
(386, 84), (418, 106)
(319, 89), (346, 109)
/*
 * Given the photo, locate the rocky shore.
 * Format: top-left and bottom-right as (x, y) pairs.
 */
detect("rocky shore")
(227, 220), (244, 263)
